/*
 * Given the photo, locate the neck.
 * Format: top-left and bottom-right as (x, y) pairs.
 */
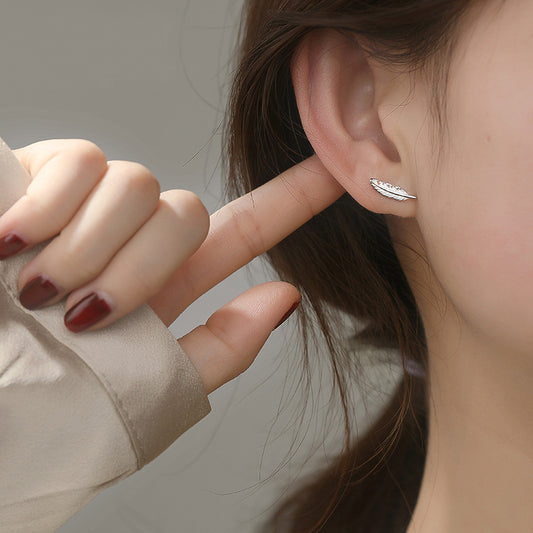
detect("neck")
(406, 305), (533, 533)
(386, 216), (533, 533)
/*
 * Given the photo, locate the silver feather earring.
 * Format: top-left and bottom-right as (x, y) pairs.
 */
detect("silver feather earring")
(369, 178), (417, 201)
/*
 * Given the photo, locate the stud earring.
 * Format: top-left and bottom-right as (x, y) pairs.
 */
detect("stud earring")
(369, 178), (417, 201)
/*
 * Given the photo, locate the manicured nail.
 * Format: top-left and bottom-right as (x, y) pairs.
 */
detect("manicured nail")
(274, 299), (301, 330)
(64, 292), (112, 333)
(19, 275), (60, 310)
(0, 232), (28, 259)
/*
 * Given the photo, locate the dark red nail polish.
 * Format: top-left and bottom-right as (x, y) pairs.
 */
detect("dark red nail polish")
(64, 292), (112, 333)
(274, 299), (301, 330)
(0, 232), (28, 259)
(19, 275), (59, 310)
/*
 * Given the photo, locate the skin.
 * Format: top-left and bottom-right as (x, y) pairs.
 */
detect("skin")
(290, 0), (532, 531)
(0, 139), (343, 396)
(1, 0), (530, 529)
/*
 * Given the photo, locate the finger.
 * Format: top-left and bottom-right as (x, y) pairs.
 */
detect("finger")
(179, 281), (301, 395)
(147, 154), (344, 327)
(0, 139), (108, 256)
(62, 188), (210, 333)
(16, 160), (161, 308)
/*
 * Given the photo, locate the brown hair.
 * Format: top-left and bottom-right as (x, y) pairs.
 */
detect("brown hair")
(221, 1), (480, 532)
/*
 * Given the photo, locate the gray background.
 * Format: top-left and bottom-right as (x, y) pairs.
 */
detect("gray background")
(0, 1), (401, 531)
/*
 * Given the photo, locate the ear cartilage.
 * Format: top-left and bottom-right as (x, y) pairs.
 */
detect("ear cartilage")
(369, 178), (417, 201)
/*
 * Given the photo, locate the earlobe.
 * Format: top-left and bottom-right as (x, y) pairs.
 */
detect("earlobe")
(290, 29), (417, 217)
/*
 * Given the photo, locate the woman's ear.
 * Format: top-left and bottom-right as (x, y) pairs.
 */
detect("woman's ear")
(290, 28), (418, 217)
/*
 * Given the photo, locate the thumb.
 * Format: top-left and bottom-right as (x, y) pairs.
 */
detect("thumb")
(177, 281), (301, 395)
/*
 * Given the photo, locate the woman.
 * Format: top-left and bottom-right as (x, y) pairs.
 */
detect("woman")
(1, 0), (529, 532)
(221, 0), (531, 531)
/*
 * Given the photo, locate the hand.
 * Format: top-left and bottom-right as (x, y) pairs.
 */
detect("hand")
(0, 139), (345, 394)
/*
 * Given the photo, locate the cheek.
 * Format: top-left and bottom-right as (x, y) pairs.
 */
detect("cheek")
(417, 91), (533, 357)
(430, 188), (533, 346)
(406, 0), (533, 357)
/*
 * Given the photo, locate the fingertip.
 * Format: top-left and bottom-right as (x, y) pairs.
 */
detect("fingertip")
(0, 231), (29, 260)
(273, 297), (302, 331)
(64, 290), (114, 333)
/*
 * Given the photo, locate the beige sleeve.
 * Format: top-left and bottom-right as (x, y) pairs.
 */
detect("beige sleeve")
(0, 137), (211, 533)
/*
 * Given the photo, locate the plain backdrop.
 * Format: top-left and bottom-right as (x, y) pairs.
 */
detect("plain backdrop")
(0, 1), (401, 531)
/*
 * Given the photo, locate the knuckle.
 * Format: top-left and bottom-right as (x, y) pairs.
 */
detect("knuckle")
(162, 188), (199, 207)
(182, 191), (209, 222)
(281, 174), (317, 219)
(228, 204), (266, 259)
(65, 139), (108, 170)
(162, 189), (210, 238)
(130, 169), (161, 198)
(15, 139), (107, 180)
(109, 161), (161, 197)
(205, 319), (240, 360)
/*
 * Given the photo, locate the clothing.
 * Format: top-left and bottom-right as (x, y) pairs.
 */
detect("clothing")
(0, 136), (212, 533)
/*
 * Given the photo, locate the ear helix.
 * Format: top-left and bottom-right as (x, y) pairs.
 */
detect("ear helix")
(369, 178), (417, 201)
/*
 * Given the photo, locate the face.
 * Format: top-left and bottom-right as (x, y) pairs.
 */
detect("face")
(396, 0), (533, 362)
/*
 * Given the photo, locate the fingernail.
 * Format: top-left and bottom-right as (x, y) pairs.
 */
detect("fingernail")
(274, 299), (301, 330)
(19, 274), (60, 310)
(64, 292), (112, 333)
(0, 232), (28, 259)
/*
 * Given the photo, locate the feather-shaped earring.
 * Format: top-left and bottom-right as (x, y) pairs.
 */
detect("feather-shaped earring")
(369, 178), (417, 201)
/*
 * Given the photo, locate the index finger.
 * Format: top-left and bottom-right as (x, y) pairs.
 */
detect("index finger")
(148, 154), (345, 327)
